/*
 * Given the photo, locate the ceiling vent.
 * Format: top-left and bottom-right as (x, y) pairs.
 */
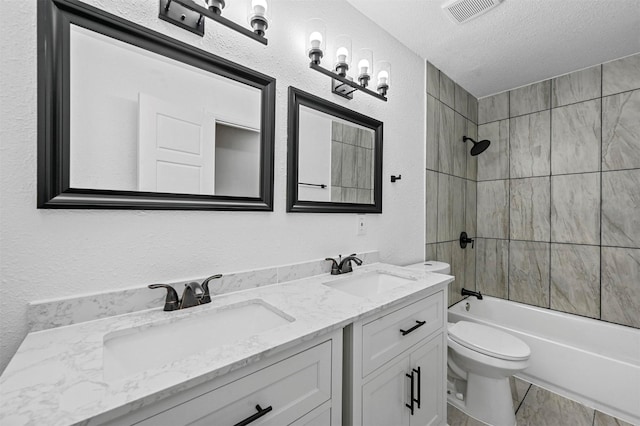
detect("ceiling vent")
(442, 0), (504, 24)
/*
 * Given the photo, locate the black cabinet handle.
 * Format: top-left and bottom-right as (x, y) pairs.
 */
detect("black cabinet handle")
(413, 367), (421, 409)
(233, 404), (273, 426)
(400, 320), (426, 336)
(405, 372), (415, 415)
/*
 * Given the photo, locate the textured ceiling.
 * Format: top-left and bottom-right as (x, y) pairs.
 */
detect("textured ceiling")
(346, 0), (640, 98)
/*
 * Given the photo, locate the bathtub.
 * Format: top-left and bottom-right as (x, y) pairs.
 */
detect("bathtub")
(448, 296), (640, 425)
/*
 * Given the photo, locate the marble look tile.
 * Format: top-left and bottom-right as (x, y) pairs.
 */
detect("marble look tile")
(331, 186), (341, 202)
(516, 385), (594, 426)
(331, 141), (342, 186)
(465, 179), (476, 237)
(510, 177), (551, 241)
(475, 238), (509, 299)
(447, 404), (487, 426)
(426, 61), (440, 99)
(510, 377), (531, 410)
(357, 128), (374, 149)
(478, 92), (509, 124)
(550, 244), (600, 318)
(438, 103), (455, 174)
(552, 65), (601, 107)
(342, 122), (358, 145)
(468, 93), (478, 124)
(437, 174), (465, 242)
(426, 95), (439, 171)
(425, 243), (437, 261)
(510, 111), (551, 178)
(341, 142), (356, 187)
(602, 89), (640, 170)
(510, 80), (551, 117)
(602, 53), (640, 96)
(356, 188), (371, 203)
(450, 242), (466, 305)
(453, 112), (468, 178)
(509, 241), (550, 308)
(465, 119), (478, 180)
(331, 122), (343, 142)
(602, 169), (640, 248)
(355, 147), (368, 188)
(551, 173), (601, 245)
(342, 187), (357, 203)
(463, 244), (476, 294)
(425, 170), (438, 244)
(364, 149), (373, 189)
(477, 180), (509, 239)
(455, 83), (469, 117)
(551, 99), (601, 174)
(593, 410), (634, 426)
(477, 119), (509, 181)
(602, 247), (640, 328)
(440, 71), (455, 109)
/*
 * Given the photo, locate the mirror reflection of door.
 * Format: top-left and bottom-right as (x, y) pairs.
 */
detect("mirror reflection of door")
(138, 93), (216, 194)
(298, 106), (375, 204)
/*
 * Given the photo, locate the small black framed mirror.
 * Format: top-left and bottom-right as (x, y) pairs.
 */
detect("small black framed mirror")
(38, 0), (275, 210)
(287, 87), (383, 213)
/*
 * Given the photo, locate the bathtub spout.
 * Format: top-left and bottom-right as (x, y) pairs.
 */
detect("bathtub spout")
(461, 288), (483, 300)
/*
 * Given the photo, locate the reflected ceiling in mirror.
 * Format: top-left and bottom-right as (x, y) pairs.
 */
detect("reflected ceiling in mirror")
(38, 0), (275, 210)
(287, 87), (383, 213)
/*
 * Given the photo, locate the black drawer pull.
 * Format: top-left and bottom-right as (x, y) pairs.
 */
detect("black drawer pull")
(405, 371), (415, 415)
(233, 404), (273, 426)
(400, 320), (426, 336)
(413, 367), (421, 408)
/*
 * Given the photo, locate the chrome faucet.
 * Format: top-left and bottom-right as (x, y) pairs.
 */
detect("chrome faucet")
(325, 254), (363, 275)
(149, 274), (223, 311)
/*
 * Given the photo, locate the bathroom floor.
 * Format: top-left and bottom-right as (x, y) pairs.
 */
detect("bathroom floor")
(447, 377), (634, 426)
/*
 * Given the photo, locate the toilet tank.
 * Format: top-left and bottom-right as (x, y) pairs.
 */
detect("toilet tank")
(404, 261), (450, 274)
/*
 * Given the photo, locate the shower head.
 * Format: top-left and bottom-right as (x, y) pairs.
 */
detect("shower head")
(463, 136), (491, 156)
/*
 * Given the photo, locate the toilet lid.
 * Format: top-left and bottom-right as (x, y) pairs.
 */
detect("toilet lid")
(448, 321), (530, 361)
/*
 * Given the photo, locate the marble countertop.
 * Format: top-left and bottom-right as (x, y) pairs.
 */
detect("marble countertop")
(0, 263), (452, 426)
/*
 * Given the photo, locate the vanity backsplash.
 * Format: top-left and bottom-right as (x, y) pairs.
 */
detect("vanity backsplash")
(28, 251), (380, 332)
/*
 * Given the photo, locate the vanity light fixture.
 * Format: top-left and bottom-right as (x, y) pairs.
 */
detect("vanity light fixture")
(306, 22), (388, 102)
(159, 0), (269, 44)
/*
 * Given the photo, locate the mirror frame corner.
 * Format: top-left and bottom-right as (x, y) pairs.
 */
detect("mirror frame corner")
(37, 0), (275, 211)
(286, 87), (383, 214)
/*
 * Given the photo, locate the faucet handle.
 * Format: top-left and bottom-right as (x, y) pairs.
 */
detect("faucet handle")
(201, 274), (223, 303)
(148, 284), (180, 311)
(325, 258), (340, 275)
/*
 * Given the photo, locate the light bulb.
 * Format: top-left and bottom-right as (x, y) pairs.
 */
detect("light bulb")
(251, 0), (267, 16)
(309, 32), (323, 49)
(336, 47), (349, 64)
(377, 70), (389, 85)
(358, 59), (370, 75)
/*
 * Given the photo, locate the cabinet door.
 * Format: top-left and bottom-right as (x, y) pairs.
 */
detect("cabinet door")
(410, 333), (446, 426)
(361, 355), (412, 426)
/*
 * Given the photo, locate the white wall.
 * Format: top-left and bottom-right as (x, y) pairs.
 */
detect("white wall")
(0, 0), (426, 372)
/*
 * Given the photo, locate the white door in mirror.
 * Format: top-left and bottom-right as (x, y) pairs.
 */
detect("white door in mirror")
(138, 93), (215, 194)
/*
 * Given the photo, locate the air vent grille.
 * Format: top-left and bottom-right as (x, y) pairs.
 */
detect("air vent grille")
(442, 0), (504, 24)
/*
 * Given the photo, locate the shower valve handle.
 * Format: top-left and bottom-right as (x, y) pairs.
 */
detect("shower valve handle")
(460, 231), (474, 249)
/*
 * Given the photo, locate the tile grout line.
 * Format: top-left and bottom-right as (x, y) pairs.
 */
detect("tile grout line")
(548, 79), (553, 309)
(507, 89), (511, 301)
(599, 64), (604, 321)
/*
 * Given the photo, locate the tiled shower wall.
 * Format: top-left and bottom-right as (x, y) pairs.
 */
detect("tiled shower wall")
(331, 122), (374, 203)
(475, 53), (640, 328)
(425, 62), (478, 307)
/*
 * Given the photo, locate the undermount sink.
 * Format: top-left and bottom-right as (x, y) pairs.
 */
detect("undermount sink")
(103, 300), (293, 381)
(323, 272), (417, 298)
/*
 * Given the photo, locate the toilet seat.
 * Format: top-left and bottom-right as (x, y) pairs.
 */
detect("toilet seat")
(448, 321), (530, 361)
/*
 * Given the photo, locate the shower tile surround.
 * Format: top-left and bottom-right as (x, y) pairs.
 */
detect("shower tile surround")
(425, 62), (478, 306)
(474, 53), (640, 329)
(27, 251), (380, 332)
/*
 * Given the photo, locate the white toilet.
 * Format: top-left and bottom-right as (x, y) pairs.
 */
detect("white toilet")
(405, 261), (531, 426)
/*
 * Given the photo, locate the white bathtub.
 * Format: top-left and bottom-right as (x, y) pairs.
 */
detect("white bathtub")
(448, 296), (640, 425)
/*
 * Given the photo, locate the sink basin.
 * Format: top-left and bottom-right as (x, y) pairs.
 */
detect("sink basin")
(103, 300), (293, 381)
(323, 272), (416, 298)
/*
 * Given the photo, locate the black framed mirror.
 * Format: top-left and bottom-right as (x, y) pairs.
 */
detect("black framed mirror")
(38, 0), (275, 210)
(287, 87), (383, 213)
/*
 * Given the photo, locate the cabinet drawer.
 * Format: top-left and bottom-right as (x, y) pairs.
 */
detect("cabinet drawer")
(362, 291), (443, 377)
(136, 340), (332, 426)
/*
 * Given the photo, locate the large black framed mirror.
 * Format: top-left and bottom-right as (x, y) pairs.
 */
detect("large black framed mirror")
(38, 0), (275, 210)
(287, 87), (383, 213)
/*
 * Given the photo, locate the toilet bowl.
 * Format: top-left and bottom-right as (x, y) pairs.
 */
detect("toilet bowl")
(404, 261), (531, 426)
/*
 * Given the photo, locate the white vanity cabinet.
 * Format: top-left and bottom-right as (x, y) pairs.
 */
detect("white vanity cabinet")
(344, 290), (447, 426)
(103, 330), (342, 426)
